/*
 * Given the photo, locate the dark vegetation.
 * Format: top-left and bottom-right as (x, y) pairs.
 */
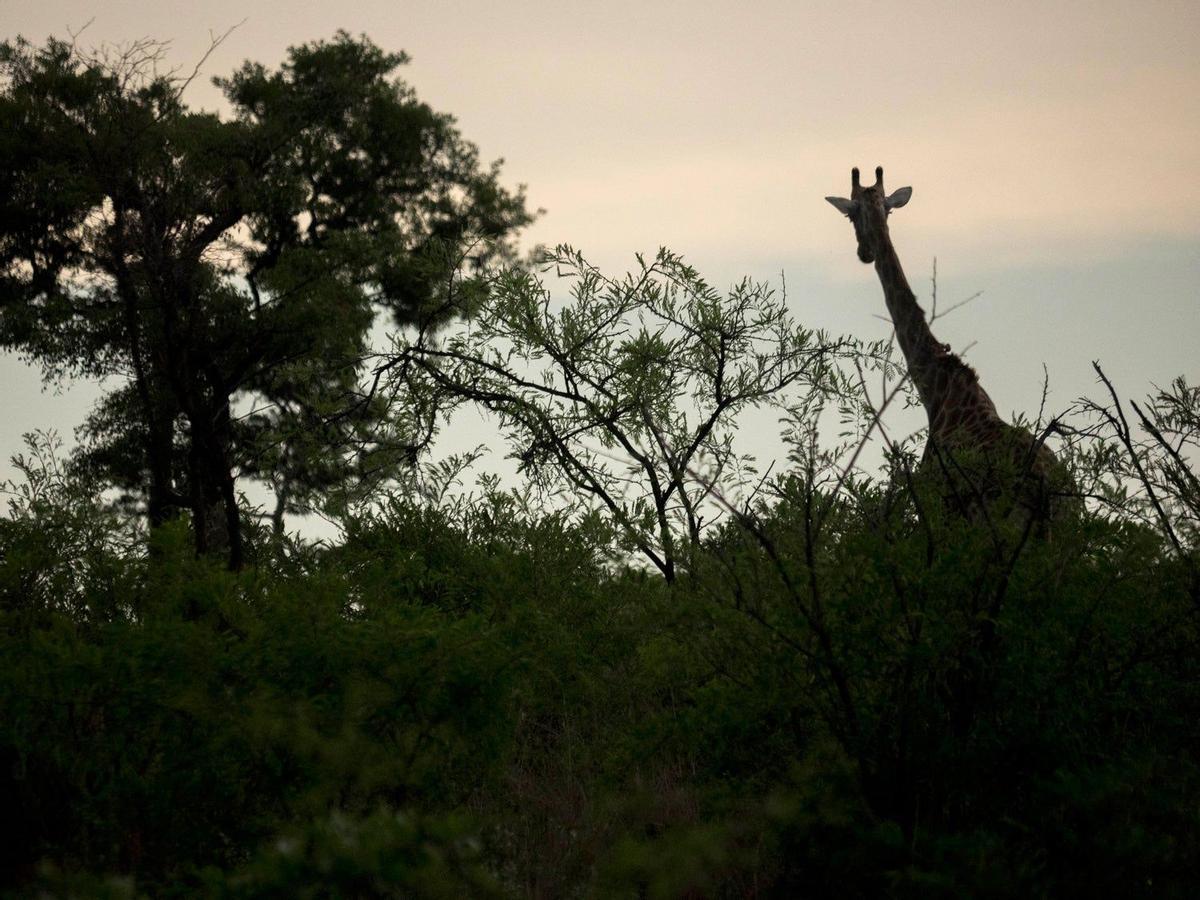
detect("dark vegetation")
(3, 32), (1200, 898)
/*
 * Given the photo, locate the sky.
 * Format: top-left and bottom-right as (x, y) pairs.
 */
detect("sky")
(3, 0), (1198, 500)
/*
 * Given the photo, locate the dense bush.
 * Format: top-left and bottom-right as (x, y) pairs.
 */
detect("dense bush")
(2, 439), (1198, 897)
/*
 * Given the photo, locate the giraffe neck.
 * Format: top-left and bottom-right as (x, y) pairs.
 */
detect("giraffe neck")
(867, 226), (1002, 442)
(869, 229), (943, 413)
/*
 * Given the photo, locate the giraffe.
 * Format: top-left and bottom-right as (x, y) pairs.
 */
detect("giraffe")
(825, 166), (1073, 532)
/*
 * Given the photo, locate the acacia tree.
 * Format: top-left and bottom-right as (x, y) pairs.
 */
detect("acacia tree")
(386, 246), (859, 581)
(0, 32), (534, 568)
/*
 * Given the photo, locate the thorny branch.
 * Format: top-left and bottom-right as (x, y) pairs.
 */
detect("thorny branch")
(383, 246), (856, 579)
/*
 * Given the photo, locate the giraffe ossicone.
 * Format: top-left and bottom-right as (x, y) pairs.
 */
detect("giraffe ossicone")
(825, 166), (1076, 532)
(826, 166), (911, 222)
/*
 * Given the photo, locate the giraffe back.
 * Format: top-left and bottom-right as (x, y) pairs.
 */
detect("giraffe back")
(921, 417), (1075, 537)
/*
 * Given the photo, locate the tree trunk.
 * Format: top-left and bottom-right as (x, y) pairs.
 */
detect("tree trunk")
(144, 387), (180, 531)
(186, 396), (243, 571)
(271, 479), (289, 540)
(117, 259), (181, 535)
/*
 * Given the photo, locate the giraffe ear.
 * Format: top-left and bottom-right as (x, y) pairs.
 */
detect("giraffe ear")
(825, 196), (857, 216)
(885, 186), (912, 210)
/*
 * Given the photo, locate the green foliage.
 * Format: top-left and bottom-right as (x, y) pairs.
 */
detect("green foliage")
(3, 66), (1198, 892)
(212, 809), (502, 899)
(0, 431), (139, 626)
(3, 425), (1197, 896)
(0, 31), (534, 565)
(388, 245), (868, 581)
(1, 493), (526, 894)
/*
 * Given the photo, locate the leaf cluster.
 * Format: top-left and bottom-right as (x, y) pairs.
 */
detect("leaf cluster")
(1, 403), (1197, 896)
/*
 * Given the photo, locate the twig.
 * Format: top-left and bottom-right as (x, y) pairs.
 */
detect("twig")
(1092, 361), (1184, 557)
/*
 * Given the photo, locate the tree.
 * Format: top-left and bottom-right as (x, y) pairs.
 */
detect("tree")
(386, 246), (859, 581)
(0, 31), (534, 569)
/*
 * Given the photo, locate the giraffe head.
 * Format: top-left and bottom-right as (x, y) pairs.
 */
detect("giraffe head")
(825, 166), (912, 263)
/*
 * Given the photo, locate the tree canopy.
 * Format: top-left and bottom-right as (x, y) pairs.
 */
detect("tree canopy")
(0, 31), (535, 568)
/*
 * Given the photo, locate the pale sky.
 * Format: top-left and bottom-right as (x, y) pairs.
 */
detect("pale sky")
(3, 0), (1198, 496)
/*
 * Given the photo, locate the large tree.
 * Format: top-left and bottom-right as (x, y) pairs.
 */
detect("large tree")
(0, 32), (534, 568)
